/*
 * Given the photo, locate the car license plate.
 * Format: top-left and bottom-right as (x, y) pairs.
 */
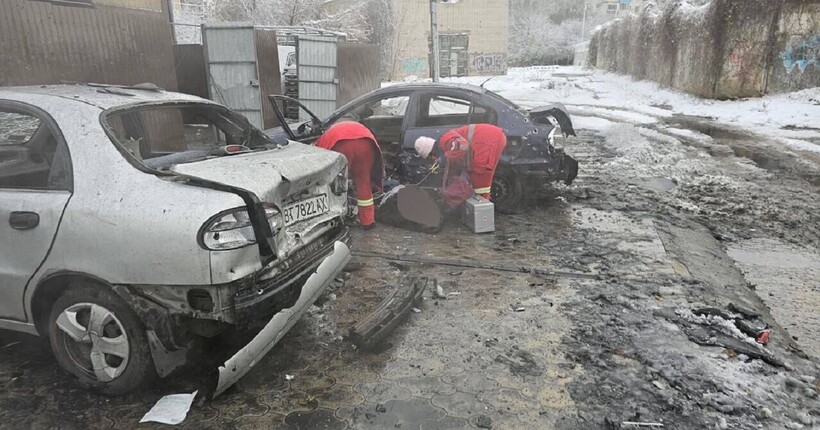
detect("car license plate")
(284, 195), (329, 226)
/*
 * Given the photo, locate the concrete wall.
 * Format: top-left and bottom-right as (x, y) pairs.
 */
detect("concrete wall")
(588, 0), (820, 99)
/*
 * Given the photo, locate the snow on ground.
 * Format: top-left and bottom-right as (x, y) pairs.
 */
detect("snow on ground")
(437, 66), (820, 153)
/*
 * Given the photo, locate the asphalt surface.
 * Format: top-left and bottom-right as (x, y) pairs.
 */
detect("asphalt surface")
(0, 120), (818, 429)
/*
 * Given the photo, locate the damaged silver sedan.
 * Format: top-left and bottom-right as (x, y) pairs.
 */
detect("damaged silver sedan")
(0, 85), (350, 396)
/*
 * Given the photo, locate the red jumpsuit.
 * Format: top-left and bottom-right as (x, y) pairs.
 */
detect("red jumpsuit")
(439, 124), (507, 200)
(316, 122), (384, 227)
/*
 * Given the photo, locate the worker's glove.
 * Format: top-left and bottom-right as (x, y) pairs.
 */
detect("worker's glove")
(430, 161), (441, 174)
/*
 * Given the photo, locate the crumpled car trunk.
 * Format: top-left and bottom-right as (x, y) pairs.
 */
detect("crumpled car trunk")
(170, 142), (345, 206)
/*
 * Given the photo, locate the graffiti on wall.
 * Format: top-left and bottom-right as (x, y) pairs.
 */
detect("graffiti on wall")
(470, 53), (507, 75)
(724, 40), (757, 84)
(401, 58), (428, 75)
(781, 36), (819, 74)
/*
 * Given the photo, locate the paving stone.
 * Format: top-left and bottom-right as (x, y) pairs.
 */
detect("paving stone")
(261, 390), (318, 417)
(307, 384), (365, 411)
(285, 408), (347, 430)
(395, 376), (457, 398)
(382, 397), (447, 424)
(345, 403), (400, 429)
(323, 364), (380, 386)
(232, 413), (287, 430)
(440, 373), (501, 395)
(430, 391), (493, 419)
(210, 390), (270, 421)
(419, 416), (471, 430)
(354, 379), (413, 404)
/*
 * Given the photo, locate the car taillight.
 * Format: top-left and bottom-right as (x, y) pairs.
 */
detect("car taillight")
(199, 204), (284, 251)
(330, 167), (348, 195)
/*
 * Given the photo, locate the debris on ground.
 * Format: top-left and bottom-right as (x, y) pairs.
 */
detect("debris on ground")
(140, 391), (198, 426)
(656, 308), (787, 368)
(621, 421), (663, 428)
(475, 415), (493, 429)
(434, 281), (447, 299)
(348, 277), (429, 351)
(510, 304), (525, 312)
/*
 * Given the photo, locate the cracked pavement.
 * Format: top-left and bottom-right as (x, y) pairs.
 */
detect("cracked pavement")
(1, 118), (819, 429)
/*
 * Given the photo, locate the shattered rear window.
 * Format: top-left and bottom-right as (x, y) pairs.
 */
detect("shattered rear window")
(103, 104), (277, 169)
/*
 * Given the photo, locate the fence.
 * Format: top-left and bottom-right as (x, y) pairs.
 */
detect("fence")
(0, 0), (177, 90)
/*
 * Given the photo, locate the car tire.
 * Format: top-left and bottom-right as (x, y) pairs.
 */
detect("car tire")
(492, 169), (524, 214)
(48, 282), (155, 395)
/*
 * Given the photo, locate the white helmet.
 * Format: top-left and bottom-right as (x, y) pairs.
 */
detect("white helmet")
(414, 136), (436, 158)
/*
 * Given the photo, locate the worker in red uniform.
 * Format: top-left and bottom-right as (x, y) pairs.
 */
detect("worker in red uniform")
(415, 124), (507, 200)
(316, 121), (384, 229)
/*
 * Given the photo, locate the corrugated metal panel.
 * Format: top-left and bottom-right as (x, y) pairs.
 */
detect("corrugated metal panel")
(203, 23), (264, 129)
(297, 36), (338, 121)
(0, 0), (177, 90)
(337, 42), (380, 107)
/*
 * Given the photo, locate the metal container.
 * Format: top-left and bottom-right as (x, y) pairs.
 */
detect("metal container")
(462, 196), (495, 233)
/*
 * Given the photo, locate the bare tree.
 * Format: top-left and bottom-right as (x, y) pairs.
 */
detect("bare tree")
(509, 0), (610, 66)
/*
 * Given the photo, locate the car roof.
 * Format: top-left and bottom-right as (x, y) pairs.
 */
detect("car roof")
(0, 84), (211, 110)
(371, 82), (491, 96)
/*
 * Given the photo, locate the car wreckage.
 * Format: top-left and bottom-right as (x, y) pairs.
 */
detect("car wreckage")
(0, 85), (350, 396)
(266, 83), (579, 211)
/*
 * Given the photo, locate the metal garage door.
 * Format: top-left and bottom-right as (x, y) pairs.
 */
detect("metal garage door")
(297, 35), (338, 121)
(202, 23), (264, 129)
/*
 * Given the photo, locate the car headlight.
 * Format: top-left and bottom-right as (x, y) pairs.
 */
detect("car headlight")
(200, 204), (284, 251)
(330, 167), (348, 195)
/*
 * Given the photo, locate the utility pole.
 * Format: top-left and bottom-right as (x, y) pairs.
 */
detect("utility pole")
(430, 0), (441, 82)
(581, 2), (588, 41)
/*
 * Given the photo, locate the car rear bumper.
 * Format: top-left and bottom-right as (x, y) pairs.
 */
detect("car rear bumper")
(213, 240), (351, 397)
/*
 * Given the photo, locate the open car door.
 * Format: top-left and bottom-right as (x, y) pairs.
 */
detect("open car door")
(266, 95), (326, 145)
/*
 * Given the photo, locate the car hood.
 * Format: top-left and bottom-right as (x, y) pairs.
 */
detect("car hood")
(169, 142), (346, 205)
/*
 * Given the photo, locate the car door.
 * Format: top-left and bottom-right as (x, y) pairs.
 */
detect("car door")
(402, 91), (497, 153)
(0, 102), (72, 321)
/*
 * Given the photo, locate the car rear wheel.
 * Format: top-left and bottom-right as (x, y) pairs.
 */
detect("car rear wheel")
(492, 169), (524, 214)
(48, 283), (155, 395)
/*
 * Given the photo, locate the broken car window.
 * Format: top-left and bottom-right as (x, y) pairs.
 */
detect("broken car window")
(0, 112), (41, 145)
(0, 109), (71, 190)
(104, 104), (276, 169)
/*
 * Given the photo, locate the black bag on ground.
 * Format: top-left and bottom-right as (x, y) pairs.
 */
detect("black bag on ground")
(376, 185), (443, 234)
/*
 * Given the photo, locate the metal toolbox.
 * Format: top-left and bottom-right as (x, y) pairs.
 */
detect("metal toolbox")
(462, 196), (495, 233)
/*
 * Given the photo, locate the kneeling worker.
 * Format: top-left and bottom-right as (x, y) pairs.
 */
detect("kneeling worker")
(316, 121), (384, 230)
(415, 124), (507, 200)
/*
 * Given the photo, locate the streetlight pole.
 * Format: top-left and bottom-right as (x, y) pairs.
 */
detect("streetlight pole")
(430, 0), (441, 82)
(581, 2), (588, 40)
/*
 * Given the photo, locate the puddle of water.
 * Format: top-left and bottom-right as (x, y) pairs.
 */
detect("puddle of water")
(662, 115), (820, 185)
(728, 238), (820, 359)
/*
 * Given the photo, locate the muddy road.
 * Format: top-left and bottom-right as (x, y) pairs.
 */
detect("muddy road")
(0, 118), (818, 429)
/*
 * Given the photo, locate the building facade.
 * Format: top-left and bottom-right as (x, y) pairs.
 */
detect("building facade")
(323, 0), (510, 80)
(595, 0), (670, 15)
(391, 0), (510, 79)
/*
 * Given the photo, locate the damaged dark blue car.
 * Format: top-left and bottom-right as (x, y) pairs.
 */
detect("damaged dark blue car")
(266, 83), (578, 212)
